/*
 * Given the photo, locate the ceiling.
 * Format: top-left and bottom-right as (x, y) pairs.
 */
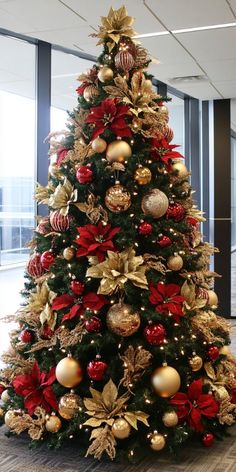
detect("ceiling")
(0, 0), (236, 128)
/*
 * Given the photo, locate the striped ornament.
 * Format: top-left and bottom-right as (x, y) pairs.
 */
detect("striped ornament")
(83, 85), (99, 102)
(50, 210), (70, 232)
(164, 126), (174, 143)
(196, 287), (209, 300)
(27, 253), (44, 278)
(35, 217), (50, 235)
(114, 50), (135, 71)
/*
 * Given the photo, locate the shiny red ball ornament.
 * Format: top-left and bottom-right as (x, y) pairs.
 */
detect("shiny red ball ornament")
(70, 280), (85, 296)
(166, 203), (185, 222)
(138, 222), (153, 235)
(208, 346), (219, 361)
(144, 323), (166, 345)
(158, 235), (172, 247)
(26, 253), (45, 278)
(20, 329), (34, 343)
(76, 165), (93, 184)
(84, 316), (102, 333)
(87, 360), (108, 381)
(40, 251), (55, 270)
(50, 210), (70, 232)
(202, 433), (215, 447)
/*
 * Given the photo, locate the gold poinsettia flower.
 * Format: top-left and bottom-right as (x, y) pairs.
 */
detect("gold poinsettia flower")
(86, 247), (148, 294)
(91, 6), (136, 51)
(48, 178), (78, 216)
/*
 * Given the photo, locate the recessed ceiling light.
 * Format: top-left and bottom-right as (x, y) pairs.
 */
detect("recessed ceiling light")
(135, 22), (236, 39)
(168, 75), (209, 84)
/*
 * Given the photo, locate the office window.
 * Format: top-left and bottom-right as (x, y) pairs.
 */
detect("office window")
(168, 93), (185, 155)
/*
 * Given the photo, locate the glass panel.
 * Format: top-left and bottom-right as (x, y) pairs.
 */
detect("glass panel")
(0, 36), (36, 266)
(231, 135), (236, 314)
(167, 93), (185, 155)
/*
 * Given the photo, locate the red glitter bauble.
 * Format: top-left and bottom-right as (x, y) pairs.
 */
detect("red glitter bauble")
(87, 360), (108, 381)
(26, 253), (45, 278)
(208, 346), (219, 361)
(166, 203), (185, 222)
(40, 251), (55, 270)
(50, 210), (70, 232)
(20, 329), (34, 343)
(158, 235), (172, 247)
(202, 433), (215, 447)
(70, 280), (85, 296)
(76, 166), (93, 184)
(84, 316), (102, 333)
(138, 222), (153, 235)
(144, 323), (166, 345)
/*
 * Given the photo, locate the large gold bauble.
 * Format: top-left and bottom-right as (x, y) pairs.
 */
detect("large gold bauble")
(172, 160), (188, 178)
(98, 66), (114, 82)
(207, 290), (218, 306)
(134, 166), (152, 185)
(167, 255), (183, 271)
(92, 137), (107, 153)
(106, 303), (141, 337)
(56, 357), (83, 388)
(105, 184), (131, 213)
(46, 415), (62, 433)
(4, 410), (20, 428)
(189, 355), (203, 372)
(106, 140), (132, 163)
(219, 345), (231, 357)
(1, 389), (10, 403)
(58, 393), (81, 420)
(162, 410), (178, 427)
(111, 418), (131, 439)
(151, 365), (181, 398)
(63, 247), (76, 261)
(150, 432), (166, 451)
(83, 85), (99, 102)
(141, 189), (169, 219)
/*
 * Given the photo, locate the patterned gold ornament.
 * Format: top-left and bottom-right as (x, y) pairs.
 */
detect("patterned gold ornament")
(162, 410), (178, 427)
(5, 410), (20, 428)
(92, 137), (107, 153)
(111, 418), (131, 439)
(56, 356), (83, 388)
(207, 290), (218, 306)
(63, 247), (76, 261)
(106, 302), (141, 336)
(106, 140), (132, 163)
(172, 160), (188, 178)
(134, 166), (152, 185)
(58, 392), (81, 420)
(83, 84), (99, 102)
(45, 414), (62, 433)
(151, 365), (181, 398)
(189, 355), (203, 371)
(98, 66), (114, 82)
(150, 432), (166, 451)
(167, 255), (183, 271)
(105, 183), (131, 213)
(141, 189), (169, 218)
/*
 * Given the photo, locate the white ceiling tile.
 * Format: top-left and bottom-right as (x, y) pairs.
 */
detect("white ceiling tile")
(141, 35), (193, 65)
(200, 58), (236, 81)
(0, 6), (33, 32)
(167, 82), (222, 100)
(213, 80), (236, 98)
(176, 28), (236, 62)
(228, 0), (236, 15)
(149, 61), (202, 82)
(27, 26), (96, 53)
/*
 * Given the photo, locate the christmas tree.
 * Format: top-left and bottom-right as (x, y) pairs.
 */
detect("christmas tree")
(1, 6), (236, 461)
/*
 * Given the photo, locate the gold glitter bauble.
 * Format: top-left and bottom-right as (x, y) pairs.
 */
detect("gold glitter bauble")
(141, 189), (169, 219)
(83, 85), (99, 102)
(105, 183), (131, 213)
(207, 290), (218, 306)
(45, 415), (62, 433)
(111, 418), (131, 439)
(4, 410), (20, 428)
(134, 166), (152, 185)
(1, 389), (10, 403)
(98, 66), (114, 82)
(172, 161), (188, 178)
(106, 140), (132, 163)
(150, 432), (166, 451)
(162, 410), (178, 427)
(167, 255), (183, 271)
(63, 247), (76, 261)
(219, 345), (231, 356)
(189, 355), (203, 372)
(106, 302), (141, 337)
(56, 357), (83, 388)
(151, 365), (181, 398)
(92, 137), (107, 153)
(58, 393), (81, 420)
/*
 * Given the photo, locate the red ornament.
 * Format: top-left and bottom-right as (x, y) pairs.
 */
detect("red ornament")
(114, 50), (135, 71)
(158, 235), (172, 247)
(166, 203), (185, 221)
(202, 433), (215, 447)
(138, 222), (153, 235)
(76, 166), (93, 184)
(208, 346), (219, 361)
(144, 323), (166, 345)
(70, 280), (85, 296)
(41, 325), (54, 340)
(35, 217), (50, 235)
(27, 253), (44, 278)
(84, 316), (102, 333)
(49, 210), (70, 232)
(40, 251), (55, 270)
(20, 329), (34, 343)
(186, 216), (198, 227)
(87, 360), (108, 381)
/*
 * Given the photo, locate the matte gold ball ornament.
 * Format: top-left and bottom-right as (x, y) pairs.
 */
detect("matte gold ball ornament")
(141, 189), (169, 218)
(172, 160), (188, 178)
(162, 411), (178, 427)
(98, 66), (114, 82)
(150, 432), (166, 451)
(106, 302), (141, 337)
(151, 365), (181, 398)
(106, 140), (132, 163)
(83, 85), (99, 102)
(167, 255), (184, 271)
(105, 183), (131, 213)
(58, 392), (81, 420)
(111, 418), (131, 439)
(134, 166), (152, 185)
(207, 290), (218, 306)
(45, 414), (62, 433)
(189, 355), (203, 372)
(63, 247), (76, 261)
(92, 137), (107, 153)
(56, 356), (83, 388)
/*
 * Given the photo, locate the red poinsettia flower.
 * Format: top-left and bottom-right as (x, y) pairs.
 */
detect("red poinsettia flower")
(85, 98), (132, 139)
(149, 282), (185, 323)
(56, 147), (69, 165)
(52, 292), (108, 322)
(12, 362), (58, 416)
(170, 379), (219, 432)
(151, 137), (183, 170)
(75, 222), (120, 262)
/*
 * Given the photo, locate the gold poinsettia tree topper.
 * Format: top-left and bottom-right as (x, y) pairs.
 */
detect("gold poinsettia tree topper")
(91, 6), (136, 51)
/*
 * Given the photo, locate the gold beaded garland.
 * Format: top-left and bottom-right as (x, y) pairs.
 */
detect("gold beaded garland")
(134, 166), (152, 185)
(111, 418), (131, 439)
(58, 392), (81, 420)
(106, 302), (141, 337)
(151, 365), (181, 398)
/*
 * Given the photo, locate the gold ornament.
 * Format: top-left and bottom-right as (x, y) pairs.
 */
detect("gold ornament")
(150, 432), (166, 451)
(207, 290), (218, 306)
(98, 66), (114, 82)
(45, 415), (62, 433)
(189, 355), (203, 371)
(151, 365), (181, 398)
(134, 166), (152, 185)
(92, 137), (107, 153)
(0, 408), (4, 417)
(111, 418), (131, 439)
(219, 345), (231, 356)
(5, 410), (20, 428)
(172, 160), (188, 178)
(55, 356), (83, 388)
(106, 302), (141, 337)
(164, 126), (174, 143)
(106, 140), (132, 163)
(63, 247), (76, 261)
(105, 183), (131, 213)
(167, 255), (183, 271)
(162, 411), (178, 427)
(1, 389), (10, 403)
(58, 392), (81, 420)
(83, 84), (99, 102)
(141, 189), (169, 219)
(159, 105), (168, 115)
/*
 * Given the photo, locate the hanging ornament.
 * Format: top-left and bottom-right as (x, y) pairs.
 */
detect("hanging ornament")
(20, 329), (34, 344)
(202, 432), (215, 447)
(166, 203), (185, 222)
(138, 221), (153, 236)
(111, 418), (131, 439)
(63, 247), (76, 261)
(4, 410), (21, 428)
(106, 302), (141, 337)
(219, 345), (231, 356)
(196, 287), (209, 300)
(134, 166), (152, 185)
(106, 140), (132, 163)
(35, 217), (50, 235)
(83, 84), (100, 102)
(186, 216), (198, 227)
(144, 323), (166, 345)
(151, 364), (181, 398)
(158, 235), (172, 247)
(76, 165), (93, 184)
(58, 392), (81, 420)
(55, 355), (83, 388)
(1, 389), (10, 403)
(49, 210), (70, 232)
(149, 432), (166, 451)
(70, 280), (85, 296)
(167, 255), (183, 271)
(45, 414), (62, 433)
(115, 50), (135, 71)
(172, 160), (188, 179)
(163, 126), (174, 143)
(40, 251), (55, 270)
(87, 359), (108, 381)
(162, 410), (178, 427)
(92, 137), (107, 153)
(208, 346), (220, 361)
(189, 355), (203, 372)
(84, 316), (102, 333)
(26, 253), (44, 278)
(207, 290), (218, 306)
(141, 189), (169, 219)
(105, 183), (131, 213)
(98, 66), (114, 82)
